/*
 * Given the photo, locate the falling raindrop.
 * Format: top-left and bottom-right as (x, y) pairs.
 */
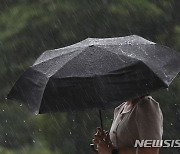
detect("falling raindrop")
(33, 140), (35, 143)
(20, 104), (23, 107)
(69, 131), (72, 135)
(23, 120), (26, 123)
(170, 123), (173, 126)
(166, 88), (169, 91)
(2, 109), (4, 112)
(5, 120), (8, 123)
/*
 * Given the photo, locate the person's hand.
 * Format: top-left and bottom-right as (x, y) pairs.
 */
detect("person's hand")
(92, 127), (106, 145)
(92, 128), (115, 154)
(97, 140), (114, 154)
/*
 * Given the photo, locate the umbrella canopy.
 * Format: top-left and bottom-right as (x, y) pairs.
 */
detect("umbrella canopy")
(7, 35), (180, 114)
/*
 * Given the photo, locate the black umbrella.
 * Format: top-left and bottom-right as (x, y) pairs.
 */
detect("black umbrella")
(7, 35), (180, 126)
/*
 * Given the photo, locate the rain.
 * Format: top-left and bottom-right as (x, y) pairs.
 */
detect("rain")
(0, 0), (180, 154)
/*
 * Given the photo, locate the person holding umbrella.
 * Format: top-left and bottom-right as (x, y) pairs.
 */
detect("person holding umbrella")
(7, 35), (180, 153)
(92, 95), (163, 154)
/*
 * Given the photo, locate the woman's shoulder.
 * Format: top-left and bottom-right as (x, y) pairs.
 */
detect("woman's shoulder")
(135, 96), (162, 116)
(135, 96), (163, 141)
(137, 96), (160, 109)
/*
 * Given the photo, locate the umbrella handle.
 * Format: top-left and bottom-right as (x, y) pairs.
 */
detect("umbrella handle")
(90, 143), (98, 153)
(90, 109), (103, 153)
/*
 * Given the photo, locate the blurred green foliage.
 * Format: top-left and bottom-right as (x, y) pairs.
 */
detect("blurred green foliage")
(0, 0), (180, 153)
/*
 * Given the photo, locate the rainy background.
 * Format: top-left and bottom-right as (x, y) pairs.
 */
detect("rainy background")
(0, 0), (180, 153)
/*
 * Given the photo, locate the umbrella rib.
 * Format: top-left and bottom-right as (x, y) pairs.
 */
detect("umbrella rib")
(95, 44), (178, 86)
(92, 45), (140, 64)
(139, 61), (169, 87)
(34, 43), (160, 67)
(33, 47), (85, 66)
(37, 47), (91, 112)
(50, 45), (140, 79)
(48, 47), (95, 78)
